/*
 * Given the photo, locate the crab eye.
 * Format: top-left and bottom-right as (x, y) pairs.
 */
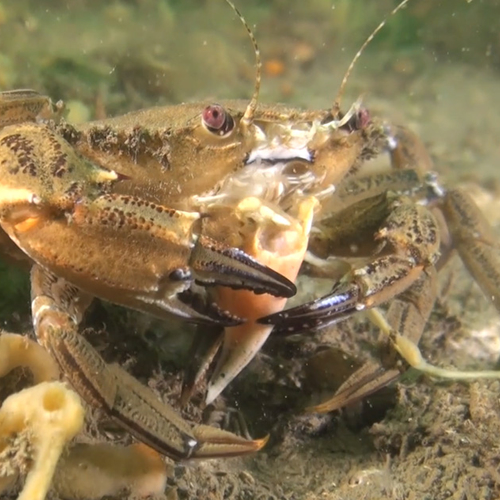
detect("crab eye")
(356, 108), (371, 129)
(338, 107), (371, 133)
(202, 104), (234, 136)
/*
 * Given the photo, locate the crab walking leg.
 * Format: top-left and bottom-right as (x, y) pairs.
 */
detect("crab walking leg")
(205, 197), (317, 404)
(371, 188), (500, 381)
(180, 324), (223, 407)
(308, 268), (438, 413)
(386, 125), (434, 175)
(30, 265), (267, 460)
(442, 188), (500, 310)
(309, 361), (399, 413)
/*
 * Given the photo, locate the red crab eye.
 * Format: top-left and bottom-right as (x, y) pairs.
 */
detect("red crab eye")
(356, 108), (371, 129)
(339, 106), (372, 132)
(202, 104), (234, 136)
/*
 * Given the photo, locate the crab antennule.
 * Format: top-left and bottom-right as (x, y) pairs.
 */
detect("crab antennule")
(333, 0), (411, 115)
(225, 0), (261, 129)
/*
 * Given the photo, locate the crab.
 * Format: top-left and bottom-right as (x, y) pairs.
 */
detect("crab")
(0, 3), (499, 497)
(0, 88), (292, 463)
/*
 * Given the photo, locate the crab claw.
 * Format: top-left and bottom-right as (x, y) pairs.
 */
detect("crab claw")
(190, 234), (297, 298)
(259, 279), (360, 335)
(173, 289), (244, 326)
(188, 425), (269, 459)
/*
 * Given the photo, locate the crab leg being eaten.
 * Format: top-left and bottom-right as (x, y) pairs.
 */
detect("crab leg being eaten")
(204, 197), (317, 404)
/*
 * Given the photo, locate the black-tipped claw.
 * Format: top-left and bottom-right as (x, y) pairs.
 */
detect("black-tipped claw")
(190, 235), (297, 298)
(177, 290), (244, 327)
(259, 281), (361, 335)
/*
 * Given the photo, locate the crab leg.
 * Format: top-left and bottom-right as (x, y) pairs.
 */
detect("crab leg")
(308, 268), (437, 412)
(268, 125), (500, 397)
(261, 197), (440, 334)
(30, 265), (267, 460)
(180, 324), (223, 407)
(377, 186), (500, 381)
(442, 187), (500, 311)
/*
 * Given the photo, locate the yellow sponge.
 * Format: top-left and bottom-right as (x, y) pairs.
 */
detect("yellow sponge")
(0, 333), (168, 500)
(54, 442), (169, 499)
(0, 381), (84, 500)
(0, 332), (59, 382)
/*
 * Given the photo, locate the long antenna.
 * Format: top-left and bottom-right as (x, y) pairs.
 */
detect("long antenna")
(225, 0), (261, 129)
(333, 0), (411, 116)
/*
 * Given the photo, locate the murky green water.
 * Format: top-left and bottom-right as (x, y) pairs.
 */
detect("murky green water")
(1, 1), (498, 113)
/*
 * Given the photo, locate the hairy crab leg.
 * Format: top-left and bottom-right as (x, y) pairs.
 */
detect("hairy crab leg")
(442, 187), (500, 311)
(379, 186), (500, 381)
(387, 128), (500, 378)
(180, 324), (223, 407)
(260, 196), (440, 334)
(30, 265), (267, 460)
(307, 268), (437, 412)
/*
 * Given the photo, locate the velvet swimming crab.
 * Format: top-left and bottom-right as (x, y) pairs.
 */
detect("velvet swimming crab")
(0, 1), (500, 498)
